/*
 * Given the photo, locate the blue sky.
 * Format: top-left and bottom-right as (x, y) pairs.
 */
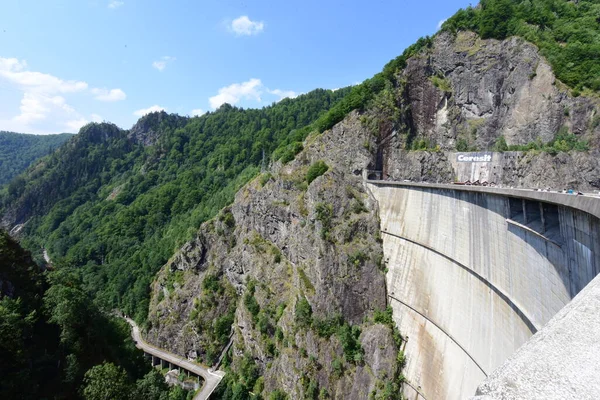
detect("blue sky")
(0, 0), (473, 134)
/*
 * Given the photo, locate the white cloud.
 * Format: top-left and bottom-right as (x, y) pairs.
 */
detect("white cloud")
(65, 113), (104, 131)
(0, 57), (27, 72)
(230, 16), (264, 36)
(209, 78), (263, 109)
(268, 89), (298, 101)
(108, 1), (124, 9)
(191, 108), (205, 117)
(91, 87), (126, 101)
(437, 19), (447, 29)
(208, 79), (300, 109)
(65, 118), (89, 131)
(14, 93), (74, 125)
(0, 57), (88, 94)
(0, 56), (125, 133)
(133, 105), (165, 117)
(152, 56), (175, 72)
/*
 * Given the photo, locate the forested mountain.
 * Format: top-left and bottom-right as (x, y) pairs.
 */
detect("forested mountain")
(0, 230), (191, 400)
(0, 88), (352, 321)
(0, 131), (72, 186)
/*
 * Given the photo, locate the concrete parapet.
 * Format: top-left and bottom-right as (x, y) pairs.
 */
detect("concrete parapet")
(472, 273), (600, 400)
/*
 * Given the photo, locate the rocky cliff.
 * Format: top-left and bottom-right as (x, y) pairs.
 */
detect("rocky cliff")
(383, 149), (600, 190)
(147, 112), (402, 399)
(128, 111), (189, 146)
(369, 31), (600, 189)
(404, 31), (598, 149)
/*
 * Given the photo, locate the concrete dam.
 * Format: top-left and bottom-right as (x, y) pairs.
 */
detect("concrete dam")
(366, 180), (600, 399)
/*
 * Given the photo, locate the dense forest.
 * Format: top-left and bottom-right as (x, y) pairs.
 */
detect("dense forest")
(0, 230), (193, 399)
(0, 131), (72, 186)
(1, 88), (352, 322)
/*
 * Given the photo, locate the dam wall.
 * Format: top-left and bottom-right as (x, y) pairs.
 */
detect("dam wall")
(366, 181), (600, 400)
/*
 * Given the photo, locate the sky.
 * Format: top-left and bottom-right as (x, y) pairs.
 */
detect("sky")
(0, 0), (474, 134)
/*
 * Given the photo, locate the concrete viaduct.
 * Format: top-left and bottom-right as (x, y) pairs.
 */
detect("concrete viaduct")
(125, 318), (225, 400)
(365, 180), (600, 400)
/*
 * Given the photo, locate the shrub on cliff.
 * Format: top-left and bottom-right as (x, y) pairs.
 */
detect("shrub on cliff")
(294, 296), (313, 327)
(306, 161), (329, 184)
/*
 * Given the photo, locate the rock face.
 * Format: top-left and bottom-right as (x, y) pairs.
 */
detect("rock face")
(399, 31), (599, 150)
(372, 31), (600, 190)
(384, 150), (600, 191)
(128, 111), (188, 146)
(147, 112), (401, 399)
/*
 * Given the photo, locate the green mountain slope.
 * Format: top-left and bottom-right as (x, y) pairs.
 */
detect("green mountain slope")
(0, 131), (73, 186)
(0, 229), (189, 399)
(1, 88), (351, 320)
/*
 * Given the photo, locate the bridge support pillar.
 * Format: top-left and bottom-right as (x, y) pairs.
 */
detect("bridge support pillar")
(539, 202), (546, 233)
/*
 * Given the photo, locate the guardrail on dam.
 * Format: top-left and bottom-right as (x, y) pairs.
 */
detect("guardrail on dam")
(365, 180), (600, 400)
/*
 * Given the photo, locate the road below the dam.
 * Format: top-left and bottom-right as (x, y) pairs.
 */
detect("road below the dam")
(125, 317), (225, 400)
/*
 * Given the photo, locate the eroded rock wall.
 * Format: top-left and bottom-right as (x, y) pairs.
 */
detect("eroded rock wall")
(384, 150), (600, 191)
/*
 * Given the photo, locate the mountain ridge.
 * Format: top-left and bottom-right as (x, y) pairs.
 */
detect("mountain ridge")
(0, 131), (73, 186)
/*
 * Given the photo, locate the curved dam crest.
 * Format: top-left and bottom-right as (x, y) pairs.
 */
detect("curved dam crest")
(366, 181), (600, 400)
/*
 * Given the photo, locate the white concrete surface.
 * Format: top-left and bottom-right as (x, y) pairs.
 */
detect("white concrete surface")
(367, 182), (600, 400)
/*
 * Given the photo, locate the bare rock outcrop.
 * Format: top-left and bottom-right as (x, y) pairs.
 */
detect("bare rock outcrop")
(399, 31), (599, 151)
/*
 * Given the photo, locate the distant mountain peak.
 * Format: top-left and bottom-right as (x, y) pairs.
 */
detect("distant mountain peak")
(128, 111), (188, 146)
(76, 122), (124, 144)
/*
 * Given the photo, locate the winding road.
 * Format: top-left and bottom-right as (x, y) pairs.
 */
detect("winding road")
(125, 317), (225, 400)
